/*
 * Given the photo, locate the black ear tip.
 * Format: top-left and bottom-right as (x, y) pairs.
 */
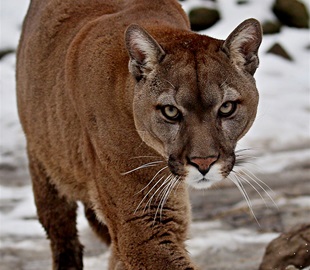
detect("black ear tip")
(243, 18), (262, 34)
(125, 24), (146, 43)
(242, 18), (261, 26)
(126, 24), (141, 33)
(245, 18), (260, 24)
(125, 24), (139, 39)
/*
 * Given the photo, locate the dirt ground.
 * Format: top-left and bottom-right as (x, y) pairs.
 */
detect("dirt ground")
(0, 145), (310, 270)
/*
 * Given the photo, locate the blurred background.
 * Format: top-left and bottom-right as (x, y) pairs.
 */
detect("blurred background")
(0, 0), (309, 269)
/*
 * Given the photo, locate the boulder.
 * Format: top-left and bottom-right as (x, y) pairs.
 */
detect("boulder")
(262, 20), (282, 35)
(272, 0), (309, 28)
(259, 224), (310, 270)
(189, 7), (220, 31)
(237, 0), (249, 5)
(0, 49), (15, 60)
(266, 42), (293, 61)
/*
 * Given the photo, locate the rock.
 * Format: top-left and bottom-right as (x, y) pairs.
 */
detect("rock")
(0, 163), (17, 172)
(272, 0), (309, 28)
(0, 49), (15, 60)
(266, 42), (293, 61)
(262, 20), (282, 35)
(236, 0), (249, 5)
(189, 7), (220, 31)
(259, 224), (310, 270)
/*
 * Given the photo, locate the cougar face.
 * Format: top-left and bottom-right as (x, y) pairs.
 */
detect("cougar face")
(126, 22), (261, 189)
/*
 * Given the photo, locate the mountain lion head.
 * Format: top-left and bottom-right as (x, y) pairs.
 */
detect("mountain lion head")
(126, 19), (262, 189)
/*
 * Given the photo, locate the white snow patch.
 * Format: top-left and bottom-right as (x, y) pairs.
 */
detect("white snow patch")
(255, 149), (310, 174)
(84, 252), (110, 269)
(0, 0), (30, 50)
(187, 224), (278, 256)
(0, 239), (48, 251)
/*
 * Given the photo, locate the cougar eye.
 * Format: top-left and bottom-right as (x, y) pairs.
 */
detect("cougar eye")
(219, 101), (237, 117)
(161, 105), (181, 121)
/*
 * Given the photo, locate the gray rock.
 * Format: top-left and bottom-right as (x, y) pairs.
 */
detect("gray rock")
(0, 49), (15, 60)
(236, 0), (249, 5)
(272, 0), (309, 28)
(259, 224), (310, 270)
(262, 20), (282, 35)
(266, 42), (293, 61)
(189, 7), (220, 31)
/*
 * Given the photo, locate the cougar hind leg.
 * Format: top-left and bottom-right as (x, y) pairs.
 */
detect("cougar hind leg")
(83, 203), (111, 245)
(29, 154), (83, 270)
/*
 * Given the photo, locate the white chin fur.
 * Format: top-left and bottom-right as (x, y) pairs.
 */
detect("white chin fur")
(185, 164), (224, 189)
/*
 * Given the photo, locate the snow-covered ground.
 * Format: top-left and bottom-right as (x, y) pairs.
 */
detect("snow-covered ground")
(0, 0), (309, 269)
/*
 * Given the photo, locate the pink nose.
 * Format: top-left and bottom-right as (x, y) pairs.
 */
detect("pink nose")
(189, 156), (218, 175)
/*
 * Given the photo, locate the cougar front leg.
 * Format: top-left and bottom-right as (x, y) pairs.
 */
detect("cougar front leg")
(105, 188), (197, 269)
(29, 155), (83, 270)
(112, 216), (198, 270)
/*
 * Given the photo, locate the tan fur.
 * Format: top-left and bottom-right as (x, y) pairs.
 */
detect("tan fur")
(16, 0), (262, 269)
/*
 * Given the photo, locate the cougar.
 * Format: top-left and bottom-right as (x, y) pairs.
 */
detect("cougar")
(16, 0), (262, 269)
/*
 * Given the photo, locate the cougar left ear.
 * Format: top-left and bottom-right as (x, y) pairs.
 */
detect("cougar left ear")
(222, 18), (262, 75)
(125, 24), (165, 81)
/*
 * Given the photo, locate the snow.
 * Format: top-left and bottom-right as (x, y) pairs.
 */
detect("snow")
(188, 225), (278, 256)
(0, 0), (30, 50)
(255, 148), (310, 173)
(0, 185), (44, 237)
(0, 0), (309, 268)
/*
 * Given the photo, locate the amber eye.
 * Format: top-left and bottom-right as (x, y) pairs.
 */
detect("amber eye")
(161, 105), (181, 121)
(219, 101), (237, 117)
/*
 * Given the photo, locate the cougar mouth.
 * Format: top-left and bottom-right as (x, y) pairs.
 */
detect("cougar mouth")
(198, 177), (211, 183)
(166, 153), (236, 189)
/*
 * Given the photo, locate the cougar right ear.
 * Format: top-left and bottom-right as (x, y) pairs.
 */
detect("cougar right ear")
(222, 18), (262, 75)
(125, 24), (165, 81)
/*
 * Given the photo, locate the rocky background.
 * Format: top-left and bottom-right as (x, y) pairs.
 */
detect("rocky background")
(0, 0), (309, 269)
(186, 0), (309, 59)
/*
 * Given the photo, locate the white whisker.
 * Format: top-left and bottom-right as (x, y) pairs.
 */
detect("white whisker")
(235, 155), (258, 160)
(143, 174), (172, 213)
(154, 176), (172, 205)
(229, 173), (260, 225)
(162, 78), (176, 89)
(136, 166), (168, 195)
(236, 172), (268, 207)
(241, 168), (276, 195)
(159, 176), (179, 219)
(153, 176), (178, 223)
(173, 176), (182, 195)
(235, 148), (253, 153)
(154, 180), (172, 222)
(238, 169), (278, 209)
(229, 147), (279, 224)
(121, 161), (163, 175)
(130, 156), (162, 160)
(235, 160), (264, 174)
(134, 175), (165, 214)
